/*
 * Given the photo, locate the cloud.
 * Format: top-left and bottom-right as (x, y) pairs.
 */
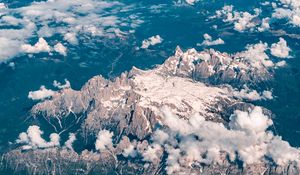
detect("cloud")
(142, 144), (163, 163)
(16, 125), (60, 150)
(53, 79), (71, 89)
(123, 143), (136, 158)
(270, 37), (291, 58)
(0, 37), (22, 63)
(28, 85), (56, 100)
(229, 106), (273, 134)
(155, 106), (300, 173)
(198, 33), (225, 46)
(21, 38), (51, 54)
(54, 43), (67, 56)
(141, 35), (163, 49)
(232, 85), (273, 101)
(185, 0), (198, 5)
(0, 3), (6, 9)
(272, 0), (300, 26)
(63, 33), (78, 45)
(95, 130), (114, 152)
(215, 5), (263, 32)
(238, 42), (274, 68)
(0, 0), (142, 62)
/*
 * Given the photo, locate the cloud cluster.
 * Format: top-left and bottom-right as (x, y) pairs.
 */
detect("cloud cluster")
(232, 85), (273, 101)
(141, 35), (163, 49)
(95, 130), (114, 152)
(235, 38), (291, 69)
(21, 38), (68, 56)
(21, 38), (51, 54)
(151, 107), (300, 174)
(272, 0), (300, 26)
(28, 79), (71, 101)
(215, 2), (300, 32)
(184, 0), (199, 5)
(53, 79), (71, 89)
(53, 43), (67, 56)
(198, 33), (225, 46)
(16, 125), (60, 150)
(215, 5), (268, 32)
(0, 0), (142, 62)
(0, 3), (6, 9)
(28, 86), (56, 101)
(270, 37), (291, 58)
(16, 126), (78, 151)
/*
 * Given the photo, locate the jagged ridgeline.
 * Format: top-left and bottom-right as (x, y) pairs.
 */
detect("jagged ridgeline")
(1, 47), (299, 175)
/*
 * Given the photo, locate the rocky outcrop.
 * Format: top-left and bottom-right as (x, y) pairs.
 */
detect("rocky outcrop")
(2, 47), (298, 175)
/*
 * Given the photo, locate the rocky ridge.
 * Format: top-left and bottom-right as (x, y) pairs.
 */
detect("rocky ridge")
(1, 47), (299, 175)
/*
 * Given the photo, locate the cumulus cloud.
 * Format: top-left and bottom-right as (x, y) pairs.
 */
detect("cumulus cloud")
(232, 39), (292, 69)
(0, 0), (142, 62)
(270, 38), (291, 58)
(142, 144), (163, 163)
(21, 38), (51, 54)
(29, 80), (70, 101)
(54, 43), (67, 56)
(198, 33), (225, 46)
(95, 130), (114, 152)
(229, 107), (273, 134)
(16, 125), (60, 150)
(238, 42), (274, 68)
(53, 79), (71, 89)
(0, 37), (23, 63)
(185, 0), (198, 5)
(232, 85), (273, 101)
(28, 86), (56, 100)
(0, 3), (6, 9)
(215, 5), (263, 32)
(154, 106), (300, 173)
(272, 0), (300, 26)
(123, 143), (137, 158)
(63, 33), (78, 45)
(141, 35), (163, 49)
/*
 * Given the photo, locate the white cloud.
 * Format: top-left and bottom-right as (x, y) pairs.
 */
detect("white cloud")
(142, 144), (163, 163)
(185, 0), (198, 5)
(16, 125), (60, 150)
(54, 42), (67, 56)
(21, 38), (51, 54)
(238, 42), (274, 68)
(232, 86), (273, 101)
(63, 33), (78, 45)
(233, 39), (292, 69)
(0, 0), (142, 62)
(141, 35), (163, 49)
(156, 106), (300, 172)
(28, 85), (56, 100)
(275, 60), (287, 67)
(270, 38), (291, 58)
(95, 130), (114, 152)
(272, 0), (300, 26)
(198, 33), (225, 46)
(53, 79), (71, 89)
(229, 106), (273, 134)
(152, 129), (169, 145)
(0, 37), (22, 63)
(123, 143), (137, 158)
(0, 3), (6, 9)
(215, 5), (263, 32)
